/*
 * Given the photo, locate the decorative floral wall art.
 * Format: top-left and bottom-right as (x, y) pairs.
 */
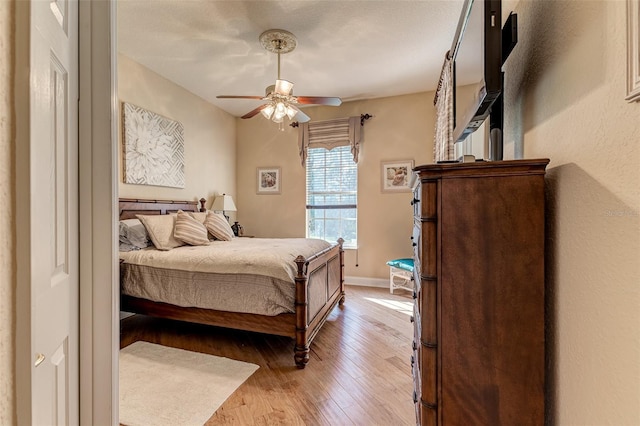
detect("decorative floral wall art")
(122, 102), (185, 188)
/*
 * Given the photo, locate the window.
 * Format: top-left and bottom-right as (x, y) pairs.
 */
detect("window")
(306, 145), (357, 248)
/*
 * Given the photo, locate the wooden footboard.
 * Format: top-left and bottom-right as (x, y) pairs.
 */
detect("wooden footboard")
(293, 238), (345, 368)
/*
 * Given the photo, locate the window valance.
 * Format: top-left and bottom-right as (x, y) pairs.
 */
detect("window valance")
(297, 116), (362, 167)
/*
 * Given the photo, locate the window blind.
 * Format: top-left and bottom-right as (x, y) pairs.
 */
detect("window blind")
(305, 145), (357, 247)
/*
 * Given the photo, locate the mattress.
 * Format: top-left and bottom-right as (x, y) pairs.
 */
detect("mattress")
(119, 237), (332, 316)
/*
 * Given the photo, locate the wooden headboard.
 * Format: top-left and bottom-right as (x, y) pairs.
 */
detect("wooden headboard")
(119, 198), (204, 220)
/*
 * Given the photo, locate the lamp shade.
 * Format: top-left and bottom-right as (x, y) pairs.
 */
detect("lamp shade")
(211, 194), (237, 212)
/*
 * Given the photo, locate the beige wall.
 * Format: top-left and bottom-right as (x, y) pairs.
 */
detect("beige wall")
(118, 54), (237, 213)
(0, 0), (14, 423)
(237, 93), (435, 279)
(503, 0), (640, 424)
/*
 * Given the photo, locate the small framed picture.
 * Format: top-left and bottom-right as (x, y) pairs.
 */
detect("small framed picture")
(381, 160), (414, 193)
(257, 167), (281, 194)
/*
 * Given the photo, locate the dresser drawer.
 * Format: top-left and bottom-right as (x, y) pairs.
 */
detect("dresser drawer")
(412, 356), (422, 425)
(411, 180), (421, 218)
(412, 222), (421, 263)
(412, 299), (421, 343)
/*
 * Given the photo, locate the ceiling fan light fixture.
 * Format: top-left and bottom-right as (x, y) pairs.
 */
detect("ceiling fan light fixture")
(273, 102), (287, 120)
(286, 105), (298, 120)
(261, 103), (275, 119)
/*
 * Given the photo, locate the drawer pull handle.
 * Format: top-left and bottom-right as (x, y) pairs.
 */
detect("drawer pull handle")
(410, 198), (420, 206)
(411, 355), (414, 365)
(410, 315), (414, 323)
(412, 291), (417, 299)
(412, 242), (417, 247)
(413, 391), (418, 404)
(413, 341), (417, 351)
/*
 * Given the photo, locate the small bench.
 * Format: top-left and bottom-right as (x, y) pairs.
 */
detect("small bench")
(386, 258), (414, 294)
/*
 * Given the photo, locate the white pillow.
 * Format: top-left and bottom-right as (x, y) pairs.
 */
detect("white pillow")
(136, 214), (184, 251)
(174, 210), (209, 246)
(203, 211), (234, 241)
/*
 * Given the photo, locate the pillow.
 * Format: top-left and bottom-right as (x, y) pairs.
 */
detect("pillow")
(119, 218), (151, 251)
(203, 211), (234, 241)
(189, 211), (208, 224)
(173, 210), (209, 246)
(119, 242), (138, 252)
(136, 214), (185, 251)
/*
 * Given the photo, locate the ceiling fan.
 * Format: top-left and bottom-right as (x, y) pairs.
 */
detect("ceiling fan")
(216, 29), (342, 123)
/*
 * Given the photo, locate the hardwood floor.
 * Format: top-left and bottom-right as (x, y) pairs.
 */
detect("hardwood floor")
(120, 285), (415, 425)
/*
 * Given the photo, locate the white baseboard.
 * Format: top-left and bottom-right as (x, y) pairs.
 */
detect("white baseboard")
(345, 276), (389, 288)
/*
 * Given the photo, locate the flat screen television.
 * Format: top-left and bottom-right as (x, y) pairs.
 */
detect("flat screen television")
(451, 0), (503, 144)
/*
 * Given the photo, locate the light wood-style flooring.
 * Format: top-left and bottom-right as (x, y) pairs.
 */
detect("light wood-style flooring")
(120, 285), (415, 425)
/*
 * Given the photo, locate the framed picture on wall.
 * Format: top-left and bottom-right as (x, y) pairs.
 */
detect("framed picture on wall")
(381, 160), (414, 193)
(257, 167), (281, 194)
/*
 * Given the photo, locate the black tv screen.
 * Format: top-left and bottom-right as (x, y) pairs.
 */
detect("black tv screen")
(451, 0), (502, 143)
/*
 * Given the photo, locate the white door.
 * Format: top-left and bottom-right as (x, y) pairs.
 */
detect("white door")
(30, 0), (79, 423)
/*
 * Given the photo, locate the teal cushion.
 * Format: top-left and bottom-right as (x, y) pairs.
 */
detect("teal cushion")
(386, 258), (414, 272)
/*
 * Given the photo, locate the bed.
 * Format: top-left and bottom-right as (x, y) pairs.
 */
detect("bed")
(118, 198), (345, 368)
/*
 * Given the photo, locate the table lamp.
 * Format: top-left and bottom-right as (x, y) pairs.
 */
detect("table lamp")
(211, 194), (236, 222)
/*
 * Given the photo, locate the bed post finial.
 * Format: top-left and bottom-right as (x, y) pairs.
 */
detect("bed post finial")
(199, 198), (206, 212)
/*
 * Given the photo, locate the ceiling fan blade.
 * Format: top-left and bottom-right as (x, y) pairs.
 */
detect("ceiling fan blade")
(241, 104), (268, 119)
(290, 105), (311, 123)
(296, 96), (342, 106)
(216, 95), (264, 100)
(274, 79), (294, 95)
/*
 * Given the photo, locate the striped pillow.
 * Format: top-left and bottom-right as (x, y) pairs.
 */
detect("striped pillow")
(173, 210), (210, 246)
(204, 211), (234, 241)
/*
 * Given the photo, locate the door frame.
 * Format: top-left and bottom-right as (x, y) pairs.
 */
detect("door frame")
(78, 0), (119, 424)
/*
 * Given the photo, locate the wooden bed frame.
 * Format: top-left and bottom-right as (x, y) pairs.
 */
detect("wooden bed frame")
(118, 198), (345, 368)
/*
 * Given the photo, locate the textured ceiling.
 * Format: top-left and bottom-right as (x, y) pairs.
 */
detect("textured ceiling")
(117, 0), (465, 117)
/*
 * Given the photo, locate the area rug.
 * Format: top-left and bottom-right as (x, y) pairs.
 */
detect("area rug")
(119, 341), (259, 426)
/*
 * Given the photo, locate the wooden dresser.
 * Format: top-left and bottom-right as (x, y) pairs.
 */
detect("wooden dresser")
(410, 159), (549, 425)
